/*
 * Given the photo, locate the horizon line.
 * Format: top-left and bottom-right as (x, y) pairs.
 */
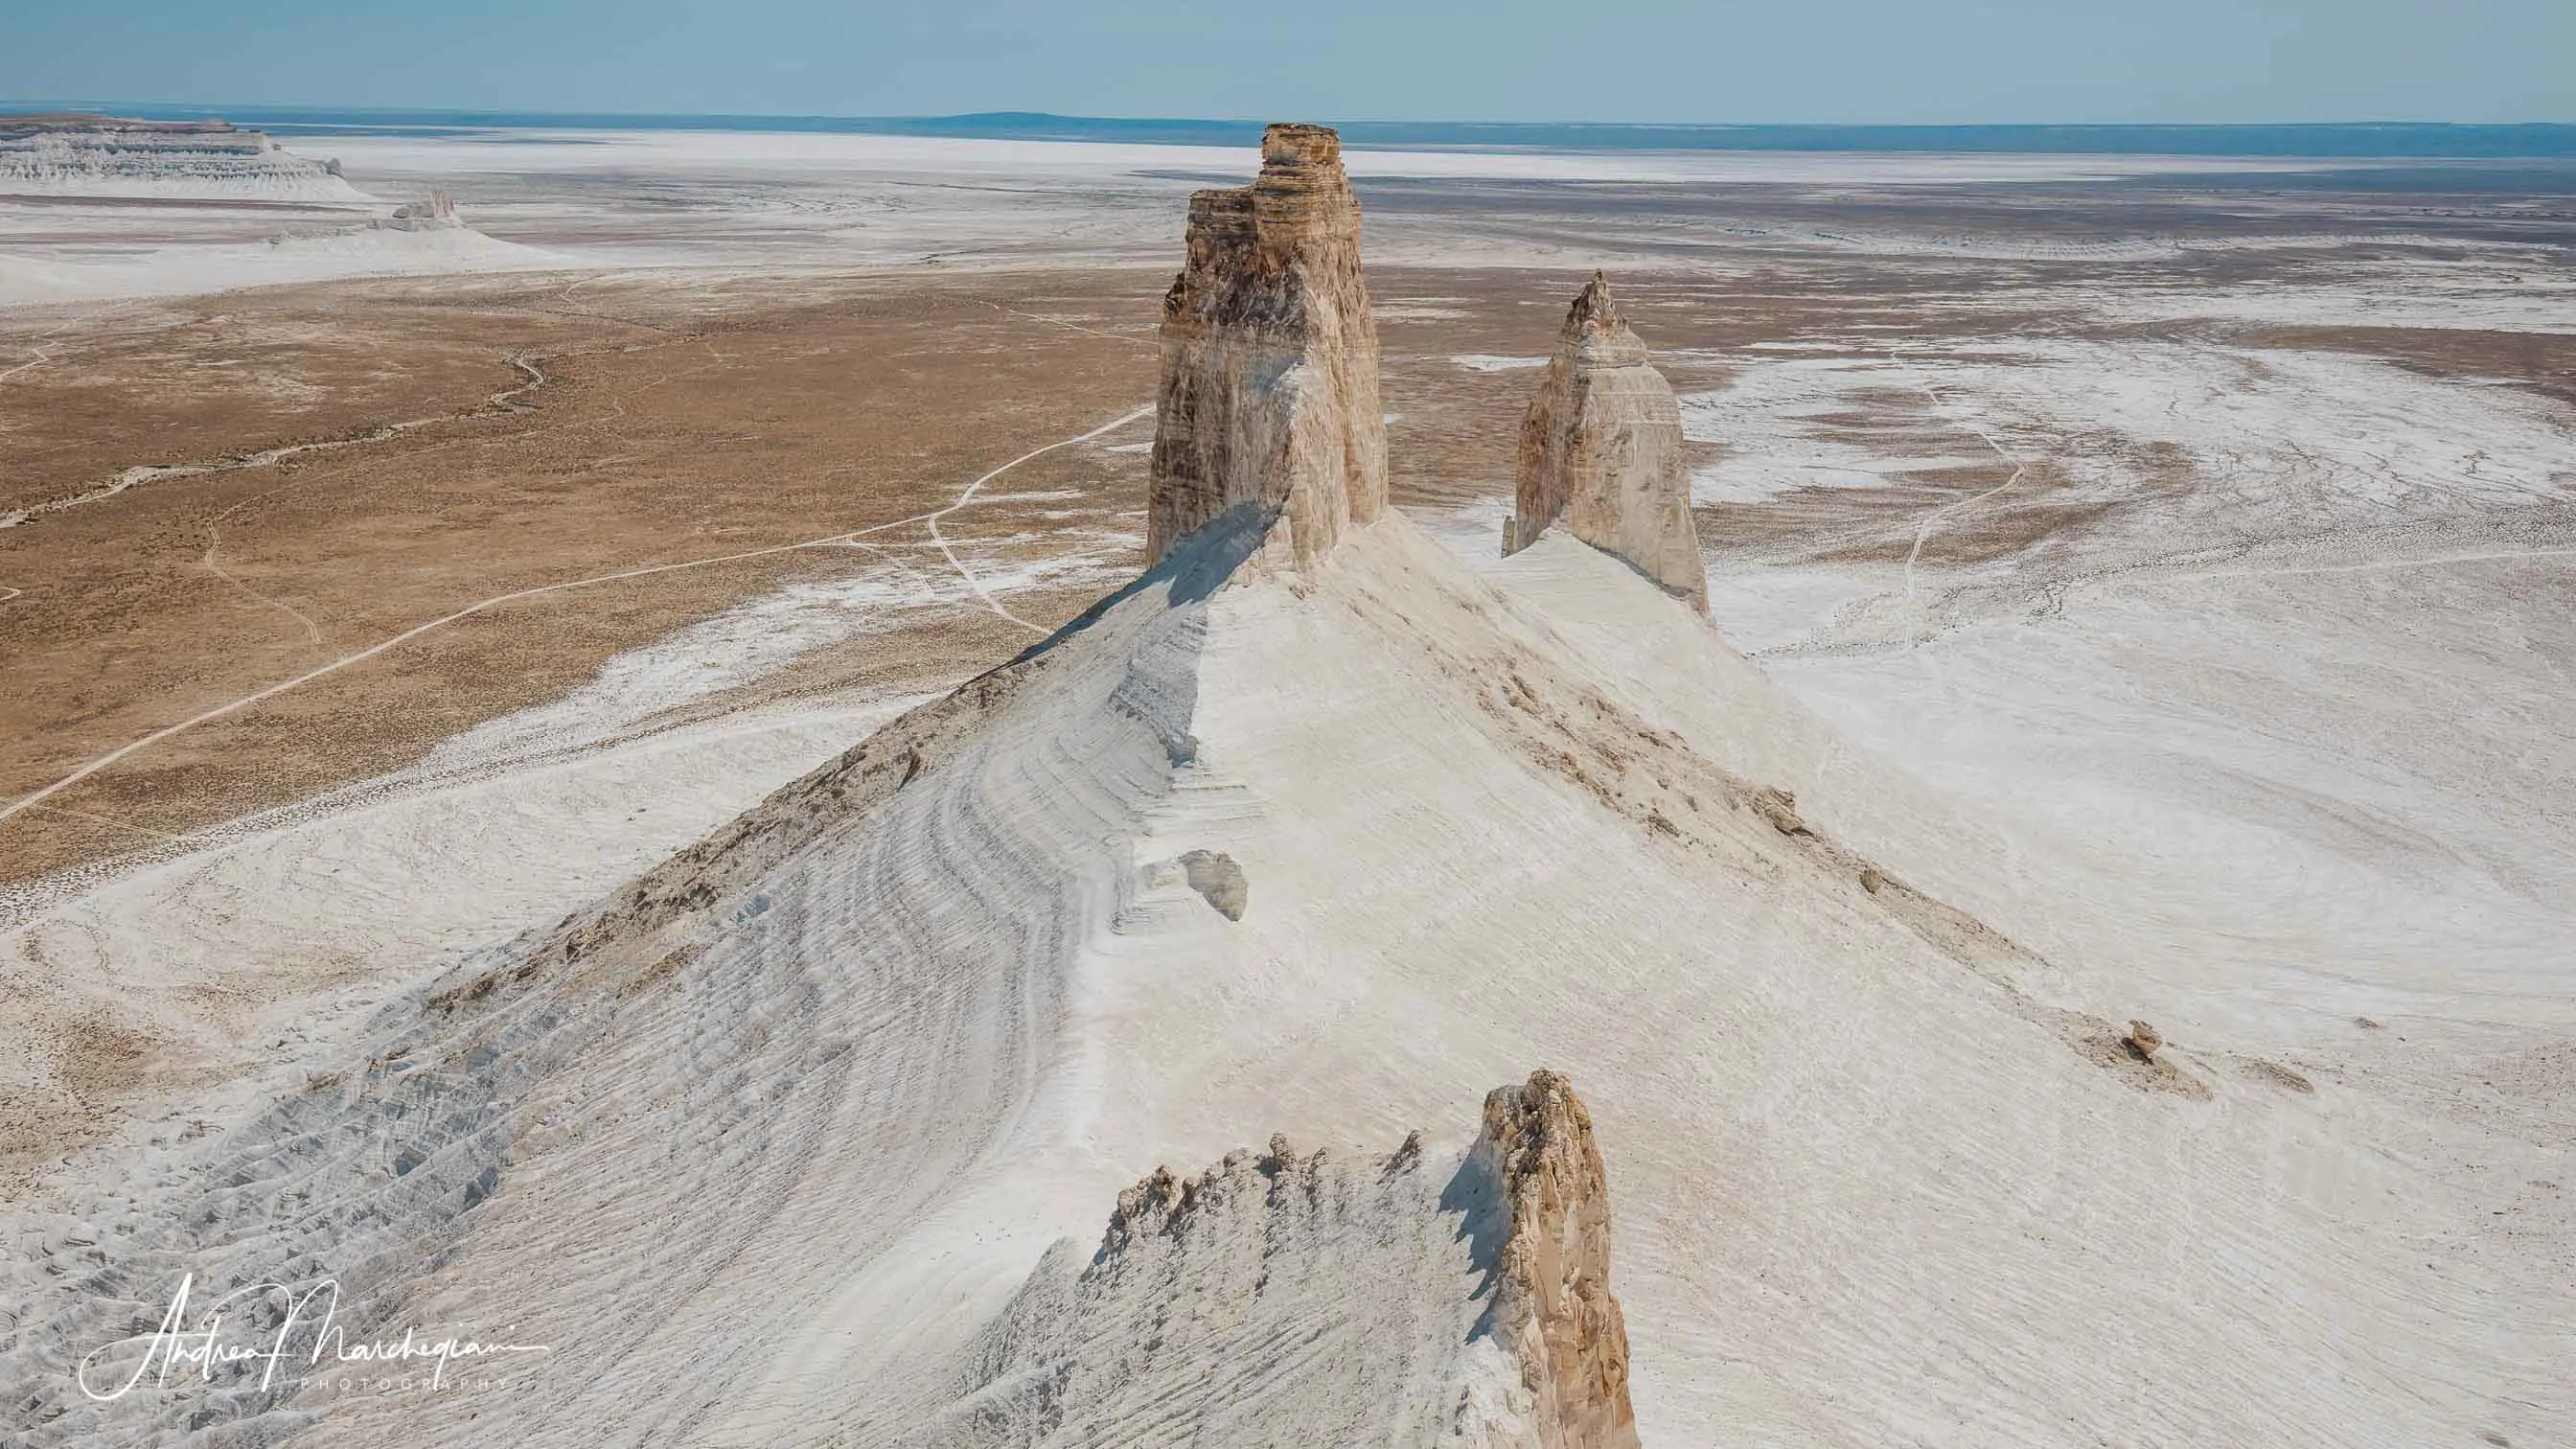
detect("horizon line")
(8, 104), (2573, 159)
(10, 103), (2574, 129)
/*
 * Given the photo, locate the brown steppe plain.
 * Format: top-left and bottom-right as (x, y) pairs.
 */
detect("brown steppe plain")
(7, 254), (2574, 891)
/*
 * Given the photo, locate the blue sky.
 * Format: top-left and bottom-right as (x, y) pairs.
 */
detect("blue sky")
(5, 0), (2568, 124)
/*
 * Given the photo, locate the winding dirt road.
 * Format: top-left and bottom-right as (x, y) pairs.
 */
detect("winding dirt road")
(0, 356), (551, 533)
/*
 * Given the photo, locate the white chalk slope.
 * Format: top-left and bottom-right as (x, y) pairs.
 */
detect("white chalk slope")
(5, 510), (2562, 1446)
(0, 221), (564, 307)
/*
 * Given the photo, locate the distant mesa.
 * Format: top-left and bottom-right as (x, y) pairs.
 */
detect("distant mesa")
(0, 112), (245, 140)
(1504, 272), (1710, 612)
(0, 111), (370, 202)
(1147, 122), (1388, 571)
(0, 111), (227, 137)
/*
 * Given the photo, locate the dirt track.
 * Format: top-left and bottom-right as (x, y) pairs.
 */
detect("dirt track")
(6, 251), (2572, 886)
(0, 268), (1178, 881)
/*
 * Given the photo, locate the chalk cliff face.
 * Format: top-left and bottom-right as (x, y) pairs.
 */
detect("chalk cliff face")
(1481, 1070), (1644, 1449)
(1147, 123), (1388, 570)
(0, 113), (369, 202)
(1504, 274), (1708, 612)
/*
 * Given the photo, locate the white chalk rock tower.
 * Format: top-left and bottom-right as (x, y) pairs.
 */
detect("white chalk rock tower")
(1505, 272), (1708, 612)
(1146, 123), (1388, 570)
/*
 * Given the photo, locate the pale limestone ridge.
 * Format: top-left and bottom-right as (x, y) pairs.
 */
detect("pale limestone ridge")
(1479, 1070), (1644, 1449)
(1504, 273), (1708, 612)
(1146, 123), (1388, 570)
(929, 1071), (1640, 1447)
(0, 113), (370, 202)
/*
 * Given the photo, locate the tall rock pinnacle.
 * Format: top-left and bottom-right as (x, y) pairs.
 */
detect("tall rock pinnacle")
(1146, 123), (1388, 569)
(1480, 1070), (1644, 1449)
(1504, 273), (1709, 612)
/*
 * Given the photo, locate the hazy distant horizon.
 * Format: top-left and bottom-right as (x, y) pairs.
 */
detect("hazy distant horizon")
(7, 0), (2567, 129)
(9, 104), (2576, 160)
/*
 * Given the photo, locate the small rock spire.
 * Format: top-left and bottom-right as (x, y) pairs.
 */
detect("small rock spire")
(1567, 270), (1616, 326)
(1504, 272), (1708, 612)
(1479, 1070), (1644, 1449)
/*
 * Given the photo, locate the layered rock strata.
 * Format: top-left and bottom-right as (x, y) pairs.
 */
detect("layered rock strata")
(939, 1070), (1641, 1446)
(1503, 273), (1708, 611)
(1146, 123), (1387, 570)
(1480, 1070), (1644, 1449)
(0, 113), (366, 201)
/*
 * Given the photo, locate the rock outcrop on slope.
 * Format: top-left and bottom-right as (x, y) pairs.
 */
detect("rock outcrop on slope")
(932, 1070), (1639, 1447)
(377, 191), (465, 232)
(1480, 1070), (1643, 1449)
(0, 113), (369, 201)
(1147, 123), (1388, 570)
(1503, 273), (1708, 612)
(1178, 847), (1249, 920)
